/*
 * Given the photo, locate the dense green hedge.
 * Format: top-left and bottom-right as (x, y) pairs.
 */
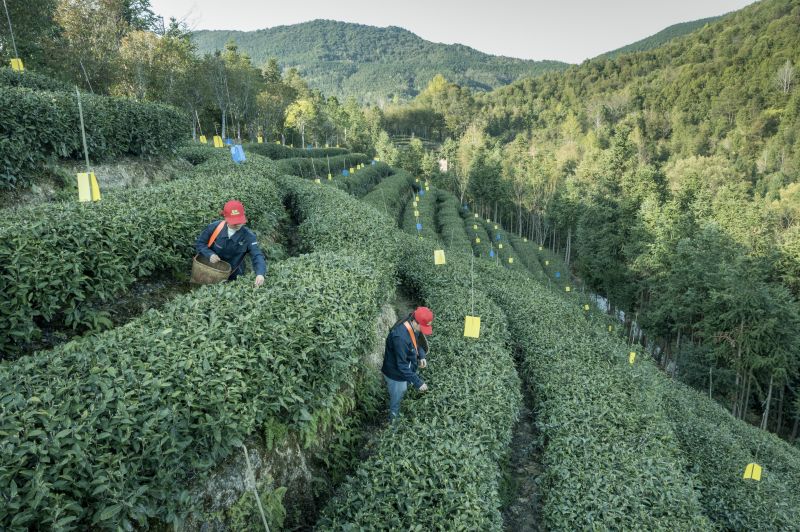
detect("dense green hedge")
(245, 142), (348, 159)
(273, 153), (371, 179)
(0, 67), (71, 92)
(401, 186), (439, 242)
(480, 219), (528, 273)
(318, 238), (521, 529)
(330, 161), (393, 197)
(464, 212), (494, 258)
(0, 86), (186, 187)
(361, 168), (415, 223)
(507, 232), (547, 281)
(0, 252), (385, 529)
(0, 155), (283, 356)
(435, 190), (473, 253)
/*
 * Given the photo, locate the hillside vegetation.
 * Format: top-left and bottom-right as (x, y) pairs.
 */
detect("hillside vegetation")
(192, 20), (568, 103)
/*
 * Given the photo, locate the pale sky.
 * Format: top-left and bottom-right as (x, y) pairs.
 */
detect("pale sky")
(150, 0), (758, 64)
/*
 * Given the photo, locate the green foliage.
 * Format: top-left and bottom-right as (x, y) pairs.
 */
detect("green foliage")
(0, 155), (283, 356)
(0, 251), (387, 529)
(274, 153), (371, 179)
(330, 162), (393, 197)
(434, 190), (473, 252)
(192, 20), (568, 104)
(318, 237), (521, 529)
(401, 185), (439, 242)
(245, 142), (348, 159)
(0, 68), (71, 92)
(361, 168), (415, 222)
(0, 86), (185, 187)
(599, 17), (721, 59)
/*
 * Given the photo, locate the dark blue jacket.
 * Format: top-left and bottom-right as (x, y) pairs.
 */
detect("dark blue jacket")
(382, 319), (427, 389)
(195, 221), (267, 280)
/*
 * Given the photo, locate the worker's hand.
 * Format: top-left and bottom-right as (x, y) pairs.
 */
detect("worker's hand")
(419, 358), (427, 369)
(418, 383), (429, 392)
(209, 254), (221, 264)
(254, 275), (265, 287)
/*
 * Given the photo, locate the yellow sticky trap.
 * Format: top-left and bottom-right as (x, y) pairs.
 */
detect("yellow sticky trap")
(416, 178), (420, 182)
(213, 135), (224, 148)
(743, 463), (762, 481)
(314, 178), (321, 184)
(545, 260), (550, 266)
(494, 225), (498, 230)
(473, 224), (478, 230)
(486, 219), (491, 223)
(629, 352), (636, 365)
(414, 210), (420, 217)
(257, 136), (263, 143)
(464, 316), (481, 338)
(199, 135), (207, 144)
(325, 143), (329, 148)
(434, 249), (446, 265)
(77, 172), (101, 202)
(275, 140), (281, 144)
(584, 304), (590, 311)
(608, 325), (613, 332)
(415, 195), (420, 202)
(523, 238), (528, 242)
(10, 58), (24, 71)
(539, 246), (543, 251)
(565, 286), (571, 292)
(508, 257), (514, 264)
(474, 213), (478, 218)
(499, 244), (503, 249)
(327, 173), (332, 180)
(425, 186), (430, 191)
(374, 157), (379, 161)
(413, 201), (418, 208)
(476, 237), (481, 244)
(350, 167), (355, 173)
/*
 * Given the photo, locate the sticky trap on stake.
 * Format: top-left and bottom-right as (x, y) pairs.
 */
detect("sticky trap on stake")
(474, 213), (478, 218)
(434, 250), (446, 265)
(476, 237), (481, 244)
(743, 463), (762, 481)
(539, 246), (543, 251)
(425, 186), (430, 191)
(416, 223), (422, 231)
(342, 169), (349, 176)
(199, 135), (207, 144)
(545, 260), (550, 266)
(584, 304), (590, 311)
(10, 58), (24, 71)
(473, 224), (478, 230)
(524, 238), (528, 242)
(314, 178), (321, 184)
(213, 135), (224, 148)
(416, 178), (420, 183)
(327, 173), (332, 180)
(508, 257), (514, 264)
(464, 316), (481, 338)
(565, 286), (571, 292)
(257, 136), (263, 143)
(499, 244), (503, 249)
(629, 352), (636, 365)
(608, 325), (613, 332)
(414, 210), (420, 217)
(76, 172), (101, 202)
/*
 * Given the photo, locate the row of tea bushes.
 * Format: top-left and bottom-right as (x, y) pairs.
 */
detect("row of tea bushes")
(0, 251), (386, 530)
(317, 238), (522, 529)
(0, 86), (184, 187)
(0, 155), (284, 356)
(245, 142), (348, 159)
(331, 161), (394, 197)
(361, 168), (415, 223)
(273, 153), (371, 179)
(434, 190), (474, 253)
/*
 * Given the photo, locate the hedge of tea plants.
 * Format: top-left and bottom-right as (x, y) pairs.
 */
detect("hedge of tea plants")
(331, 161), (393, 197)
(464, 212), (494, 258)
(434, 190), (473, 253)
(480, 219), (528, 273)
(401, 186), (439, 242)
(0, 252), (387, 530)
(0, 67), (71, 92)
(273, 153), (371, 179)
(361, 168), (415, 222)
(317, 237), (521, 530)
(0, 86), (185, 188)
(506, 232), (547, 281)
(0, 155), (284, 356)
(245, 142), (348, 159)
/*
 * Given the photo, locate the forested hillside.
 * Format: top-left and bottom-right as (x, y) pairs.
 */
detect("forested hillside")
(381, 0), (800, 441)
(192, 20), (568, 103)
(598, 16), (721, 58)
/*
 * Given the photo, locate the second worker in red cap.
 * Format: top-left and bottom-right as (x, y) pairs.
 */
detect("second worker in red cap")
(195, 200), (267, 286)
(381, 306), (433, 422)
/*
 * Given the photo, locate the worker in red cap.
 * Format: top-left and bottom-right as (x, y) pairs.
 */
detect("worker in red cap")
(381, 306), (433, 422)
(195, 200), (267, 286)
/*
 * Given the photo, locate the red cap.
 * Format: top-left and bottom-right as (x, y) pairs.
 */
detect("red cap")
(413, 306), (434, 335)
(221, 200), (247, 225)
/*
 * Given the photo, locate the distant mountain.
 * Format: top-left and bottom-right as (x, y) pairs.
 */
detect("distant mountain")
(192, 20), (568, 104)
(598, 16), (721, 59)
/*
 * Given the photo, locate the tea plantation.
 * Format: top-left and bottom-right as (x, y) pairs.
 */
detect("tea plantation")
(1, 144), (799, 530)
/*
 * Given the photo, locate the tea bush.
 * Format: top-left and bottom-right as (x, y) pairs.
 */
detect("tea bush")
(0, 252), (386, 529)
(274, 153), (371, 178)
(401, 186), (439, 242)
(361, 168), (415, 223)
(480, 219), (528, 273)
(318, 238), (521, 530)
(0, 86), (185, 188)
(0, 156), (283, 356)
(245, 142), (348, 159)
(434, 190), (473, 253)
(331, 161), (393, 197)
(0, 67), (71, 92)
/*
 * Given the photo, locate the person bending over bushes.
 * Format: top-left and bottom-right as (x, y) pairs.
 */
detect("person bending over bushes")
(195, 200), (267, 287)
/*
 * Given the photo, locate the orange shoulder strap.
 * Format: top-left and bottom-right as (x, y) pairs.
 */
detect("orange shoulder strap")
(403, 321), (419, 353)
(208, 221), (226, 247)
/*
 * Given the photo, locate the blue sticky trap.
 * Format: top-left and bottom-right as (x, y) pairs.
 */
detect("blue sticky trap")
(555, 272), (561, 279)
(371, 160), (376, 165)
(231, 144), (246, 164)
(495, 234), (501, 241)
(342, 169), (349, 176)
(306, 145), (312, 150)
(490, 250), (495, 258)
(419, 190), (425, 197)
(225, 138), (233, 145)
(416, 223), (422, 231)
